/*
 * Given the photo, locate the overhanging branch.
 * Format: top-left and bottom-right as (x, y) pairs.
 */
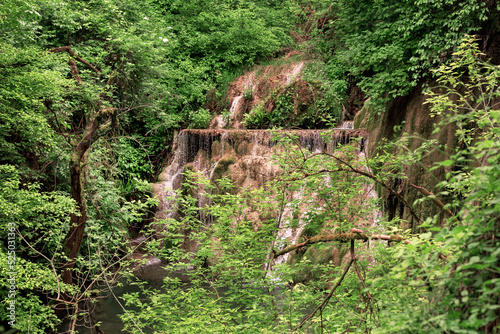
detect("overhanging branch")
(324, 152), (422, 225)
(280, 151), (423, 225)
(410, 183), (454, 217)
(273, 228), (409, 258)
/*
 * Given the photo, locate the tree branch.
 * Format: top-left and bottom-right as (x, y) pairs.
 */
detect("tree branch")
(279, 151), (422, 226)
(68, 58), (81, 84)
(49, 46), (101, 74)
(323, 152), (422, 225)
(296, 257), (354, 330)
(410, 183), (454, 217)
(273, 228), (409, 258)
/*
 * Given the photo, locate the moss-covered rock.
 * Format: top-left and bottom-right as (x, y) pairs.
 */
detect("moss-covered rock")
(211, 140), (222, 157)
(210, 155), (236, 182)
(288, 243), (338, 283)
(355, 84), (459, 232)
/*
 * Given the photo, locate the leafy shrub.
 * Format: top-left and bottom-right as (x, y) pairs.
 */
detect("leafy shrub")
(357, 36), (500, 333)
(242, 86), (254, 100)
(243, 103), (268, 128)
(188, 108), (212, 129)
(243, 77), (342, 129)
(116, 137), (153, 182)
(0, 165), (75, 332)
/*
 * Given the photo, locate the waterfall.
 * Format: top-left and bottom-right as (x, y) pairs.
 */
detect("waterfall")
(152, 128), (369, 263)
(153, 138), (185, 222)
(213, 62), (307, 130)
(272, 187), (307, 267)
(338, 120), (354, 129)
(214, 72), (257, 129)
(285, 62), (304, 85)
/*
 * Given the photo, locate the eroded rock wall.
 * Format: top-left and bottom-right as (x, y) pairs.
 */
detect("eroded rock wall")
(355, 85), (458, 231)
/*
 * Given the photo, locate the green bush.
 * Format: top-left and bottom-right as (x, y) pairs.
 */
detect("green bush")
(243, 77), (342, 129)
(188, 108), (212, 129)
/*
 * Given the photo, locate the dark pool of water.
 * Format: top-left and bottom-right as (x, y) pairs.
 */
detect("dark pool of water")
(56, 256), (181, 334)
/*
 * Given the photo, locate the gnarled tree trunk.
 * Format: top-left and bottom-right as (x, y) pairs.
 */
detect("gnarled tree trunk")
(49, 46), (117, 286)
(61, 108), (116, 285)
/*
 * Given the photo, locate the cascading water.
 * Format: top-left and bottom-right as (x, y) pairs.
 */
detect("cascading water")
(338, 120), (354, 129)
(87, 60), (384, 333)
(152, 128), (369, 261)
(285, 62), (304, 85)
(272, 187), (307, 267)
(150, 60), (375, 269)
(213, 72), (256, 129)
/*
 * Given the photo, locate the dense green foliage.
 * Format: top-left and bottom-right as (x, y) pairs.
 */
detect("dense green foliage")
(124, 42), (500, 333)
(334, 0), (492, 99)
(122, 141), (378, 333)
(301, 0), (500, 113)
(0, 0), (296, 331)
(144, 0), (295, 131)
(0, 165), (75, 333)
(418, 38), (500, 331)
(357, 38), (500, 333)
(2, 0), (500, 331)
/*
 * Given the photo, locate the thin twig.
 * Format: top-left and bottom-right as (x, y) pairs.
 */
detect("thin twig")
(296, 257), (354, 330)
(49, 46), (101, 74)
(17, 230), (62, 300)
(97, 242), (145, 334)
(410, 183), (454, 217)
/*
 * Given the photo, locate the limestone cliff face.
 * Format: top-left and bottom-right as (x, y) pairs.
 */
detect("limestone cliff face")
(209, 58), (341, 130)
(209, 61), (307, 129)
(153, 60), (463, 267)
(355, 85), (459, 231)
(153, 60), (367, 263)
(351, 31), (500, 231)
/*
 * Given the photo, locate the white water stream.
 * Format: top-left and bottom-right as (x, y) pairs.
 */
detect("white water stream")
(285, 62), (304, 85)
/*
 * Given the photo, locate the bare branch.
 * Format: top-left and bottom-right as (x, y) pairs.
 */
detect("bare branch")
(49, 46), (101, 74)
(17, 230), (63, 300)
(277, 150), (422, 226)
(323, 152), (422, 225)
(296, 257), (354, 330)
(97, 242), (145, 334)
(68, 58), (81, 84)
(410, 183), (454, 217)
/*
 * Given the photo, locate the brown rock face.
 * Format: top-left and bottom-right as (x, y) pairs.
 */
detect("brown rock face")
(355, 84), (458, 232)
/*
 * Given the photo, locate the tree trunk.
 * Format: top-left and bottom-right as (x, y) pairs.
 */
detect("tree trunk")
(48, 46), (117, 321)
(61, 109), (116, 285)
(62, 148), (89, 285)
